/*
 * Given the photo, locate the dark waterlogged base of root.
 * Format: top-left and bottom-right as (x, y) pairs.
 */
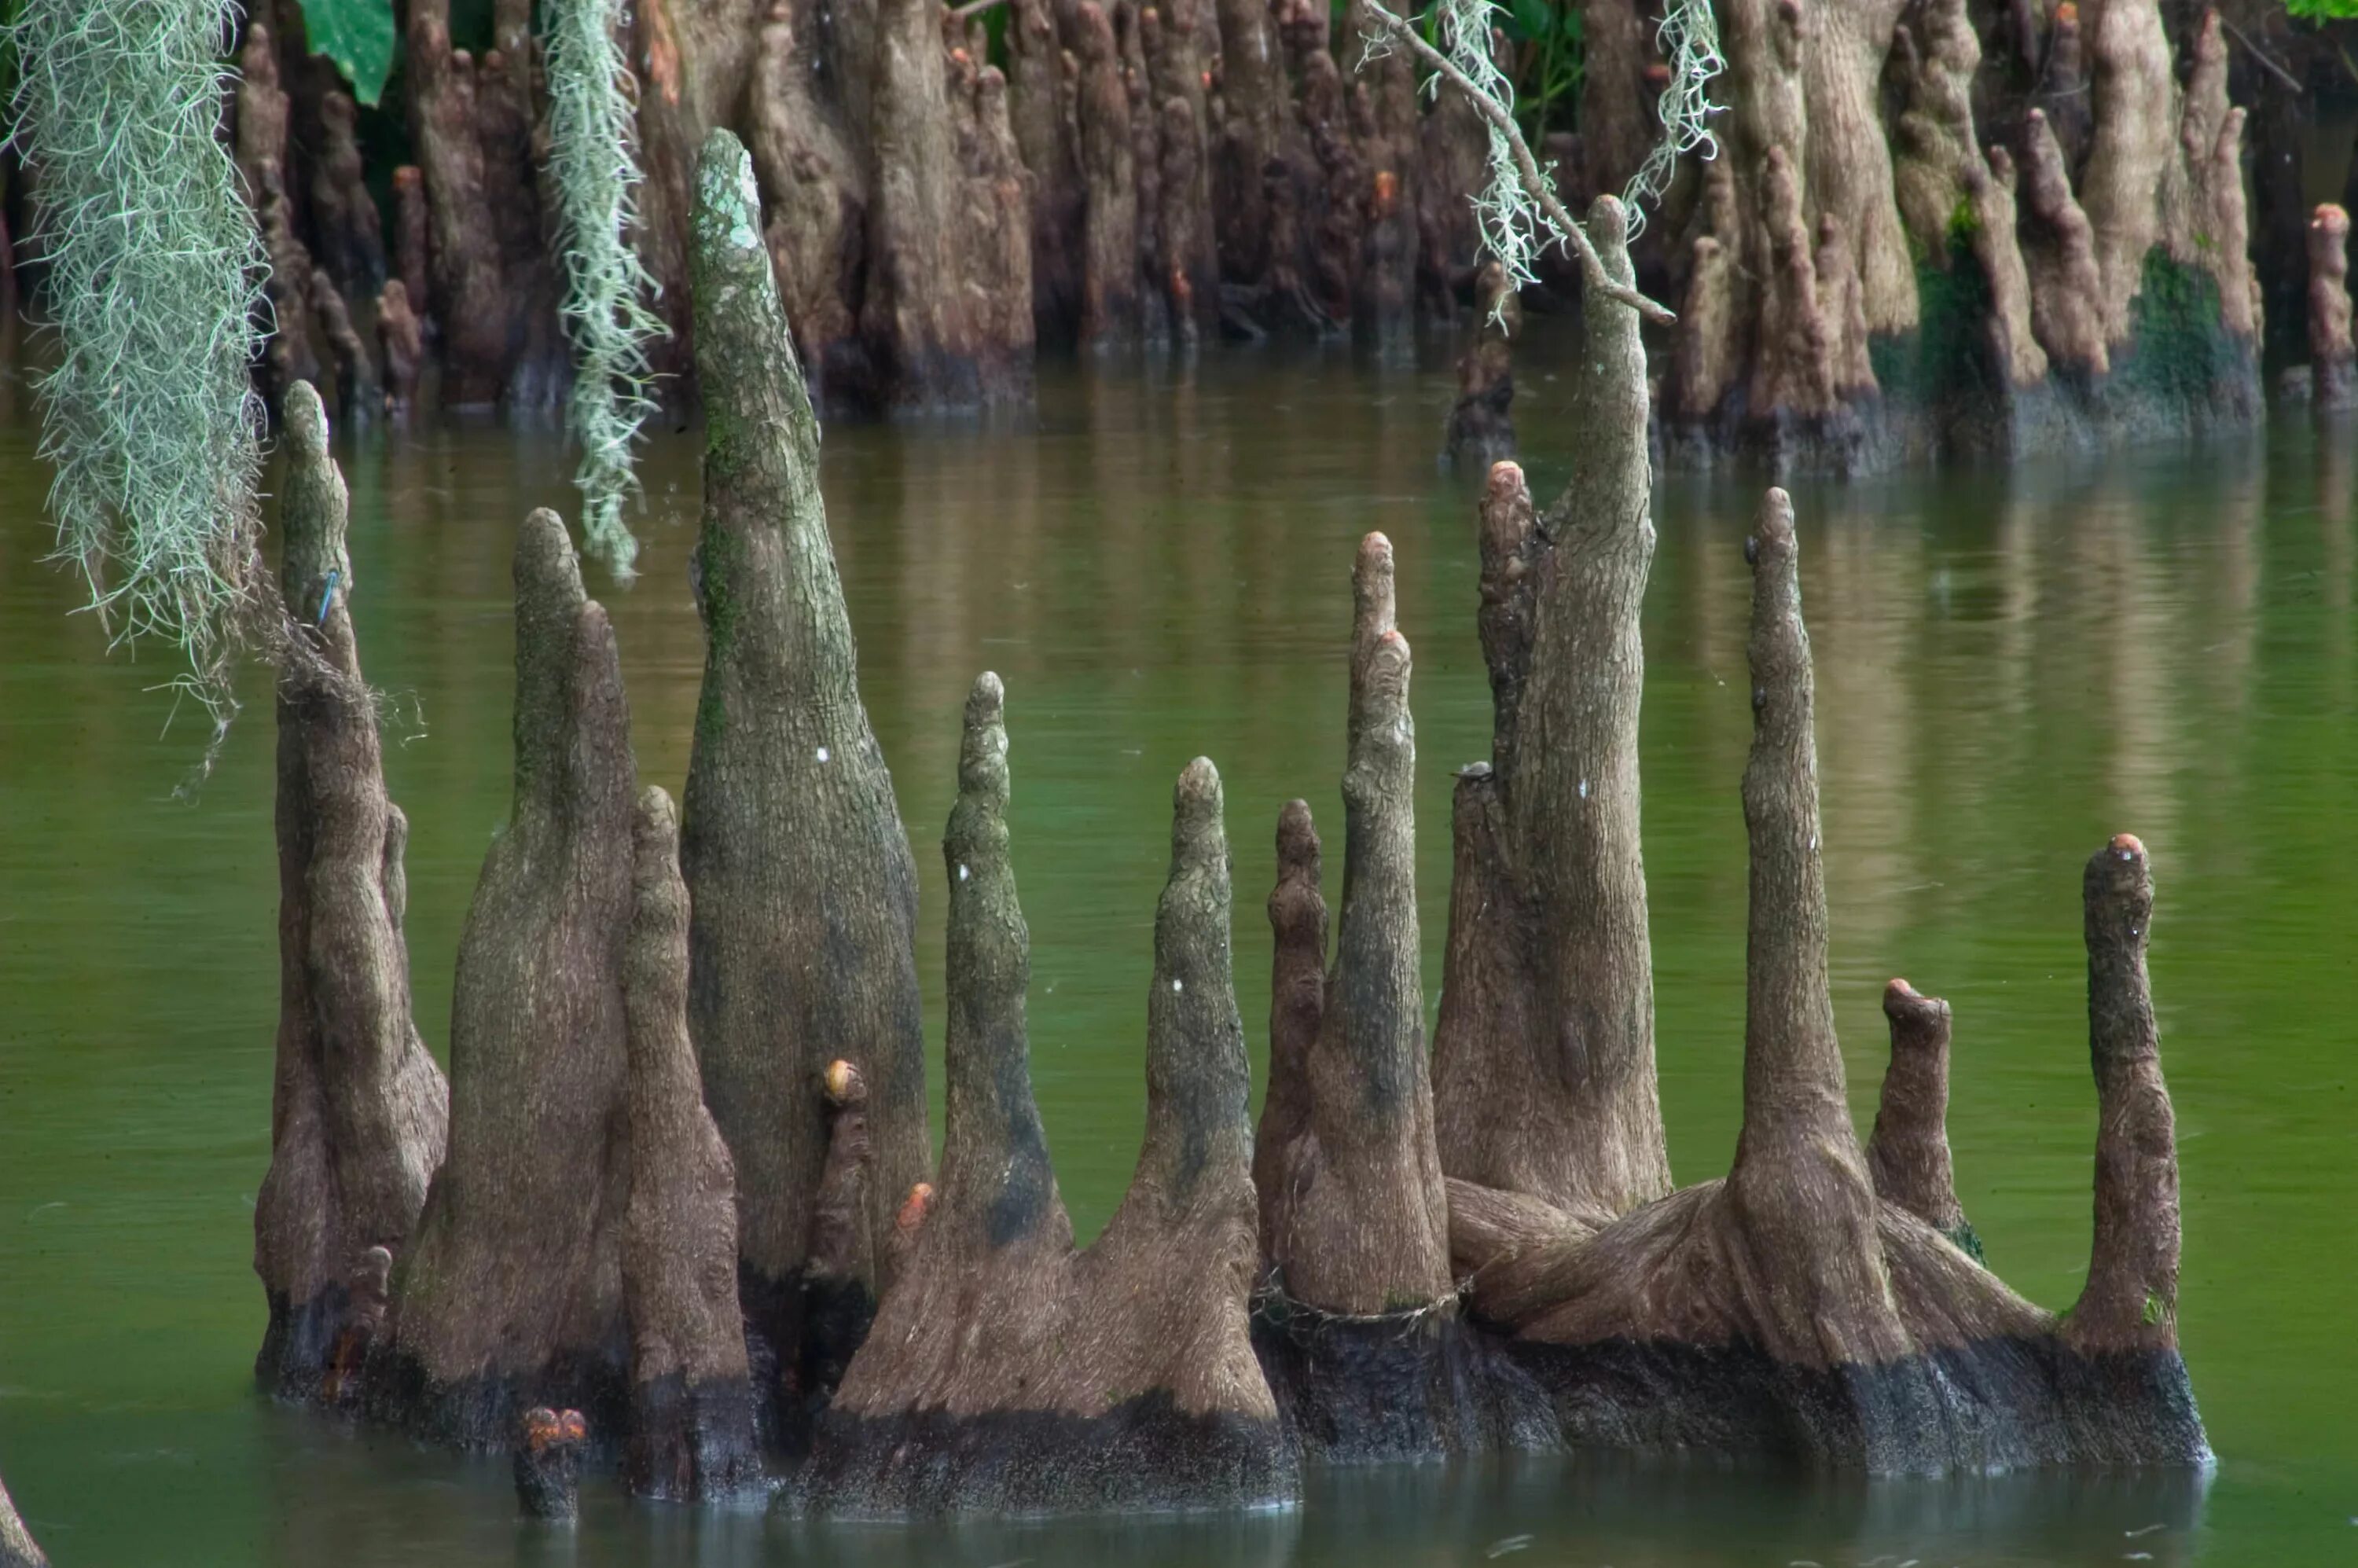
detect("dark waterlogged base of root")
(625, 1372), (769, 1501)
(360, 1346), (632, 1454)
(255, 1284), (354, 1401)
(1251, 1303), (1556, 1463)
(739, 1265), (876, 1456)
(792, 1392), (1299, 1517)
(1507, 1335), (2209, 1474)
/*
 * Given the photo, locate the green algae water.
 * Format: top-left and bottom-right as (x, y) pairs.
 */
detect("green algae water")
(1, 329), (2353, 1565)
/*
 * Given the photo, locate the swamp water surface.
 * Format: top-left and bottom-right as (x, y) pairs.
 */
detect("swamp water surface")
(0, 329), (2352, 1566)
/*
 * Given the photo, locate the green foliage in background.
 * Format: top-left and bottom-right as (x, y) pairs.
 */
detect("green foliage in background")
(545, 0), (665, 577)
(294, 0), (395, 105)
(5, 0), (269, 769)
(2287, 1), (2358, 20)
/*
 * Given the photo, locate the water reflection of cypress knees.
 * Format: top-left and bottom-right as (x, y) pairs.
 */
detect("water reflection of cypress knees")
(254, 384), (450, 1406)
(678, 132), (933, 1450)
(1444, 260), (1519, 470)
(799, 681), (1295, 1514)
(1451, 490), (2208, 1471)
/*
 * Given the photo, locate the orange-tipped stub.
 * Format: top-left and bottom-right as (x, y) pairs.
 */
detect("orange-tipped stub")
(557, 1410), (586, 1444)
(523, 1407), (562, 1450)
(824, 1058), (865, 1107)
(2110, 833), (2146, 861)
(897, 1182), (935, 1233)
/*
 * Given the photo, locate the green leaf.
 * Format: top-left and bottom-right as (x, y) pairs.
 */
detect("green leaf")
(295, 0), (397, 107)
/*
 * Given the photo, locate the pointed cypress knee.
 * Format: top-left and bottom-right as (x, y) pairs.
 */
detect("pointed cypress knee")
(374, 510), (637, 1447)
(620, 788), (760, 1500)
(1432, 198), (1671, 1225)
(801, 695), (1294, 1515)
(0, 1474), (44, 1567)
(1721, 489), (1910, 1372)
(1869, 980), (1979, 1259)
(680, 129), (929, 1434)
(256, 381), (449, 1403)
(1250, 535), (1552, 1459)
(2066, 835), (2181, 1354)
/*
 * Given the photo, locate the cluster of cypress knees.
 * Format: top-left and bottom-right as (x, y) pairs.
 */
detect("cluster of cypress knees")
(226, 0), (2356, 478)
(240, 131), (2209, 1530)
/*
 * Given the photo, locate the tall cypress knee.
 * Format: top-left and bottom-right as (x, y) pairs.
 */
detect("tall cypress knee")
(255, 382), (449, 1402)
(1251, 536), (1552, 1460)
(2066, 835), (2182, 1355)
(1432, 197), (1670, 1224)
(375, 509), (637, 1446)
(680, 130), (929, 1434)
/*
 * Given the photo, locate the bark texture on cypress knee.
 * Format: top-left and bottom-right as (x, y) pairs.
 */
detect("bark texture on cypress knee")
(256, 383), (450, 1405)
(681, 131), (931, 1443)
(799, 685), (1295, 1515)
(1444, 263), (1519, 470)
(374, 509), (637, 1447)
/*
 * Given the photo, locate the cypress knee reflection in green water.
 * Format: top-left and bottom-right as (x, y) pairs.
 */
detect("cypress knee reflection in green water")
(0, 331), (2351, 1563)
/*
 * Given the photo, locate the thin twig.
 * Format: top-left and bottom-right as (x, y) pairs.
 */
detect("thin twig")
(949, 0), (1007, 20)
(1359, 0), (1675, 324)
(2220, 15), (2301, 95)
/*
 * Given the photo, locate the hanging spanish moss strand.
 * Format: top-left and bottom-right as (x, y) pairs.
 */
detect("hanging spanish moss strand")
(1622, 0), (1724, 241)
(545, 0), (667, 578)
(6, 0), (268, 771)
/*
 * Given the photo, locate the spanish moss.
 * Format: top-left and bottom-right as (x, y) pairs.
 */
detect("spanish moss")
(545, 0), (666, 578)
(6, 0), (267, 762)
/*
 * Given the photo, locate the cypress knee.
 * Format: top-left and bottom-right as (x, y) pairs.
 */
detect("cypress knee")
(1868, 980), (1979, 1259)
(255, 383), (449, 1403)
(799, 683), (1295, 1514)
(1432, 197), (1671, 1225)
(680, 130), (930, 1441)
(0, 1476), (41, 1568)
(1251, 537), (1552, 1459)
(373, 510), (637, 1445)
(621, 788), (761, 1500)
(2311, 205), (2353, 408)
